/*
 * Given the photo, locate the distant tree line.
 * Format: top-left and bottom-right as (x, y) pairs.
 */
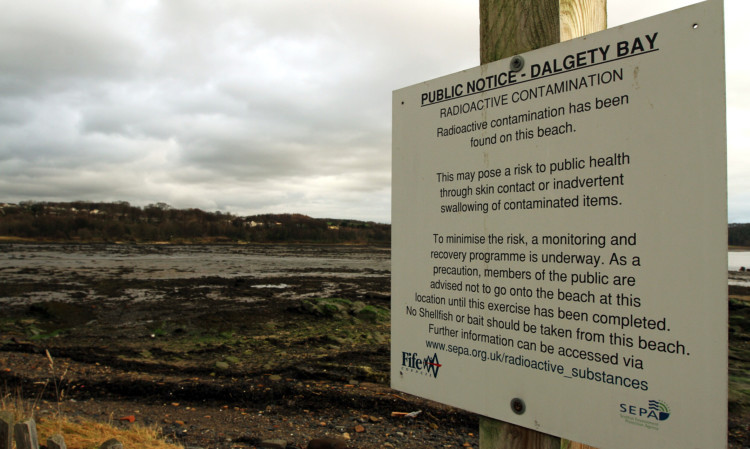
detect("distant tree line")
(3, 201), (744, 247)
(729, 223), (750, 247)
(0, 201), (390, 245)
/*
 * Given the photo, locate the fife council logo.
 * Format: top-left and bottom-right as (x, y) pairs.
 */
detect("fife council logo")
(401, 352), (442, 378)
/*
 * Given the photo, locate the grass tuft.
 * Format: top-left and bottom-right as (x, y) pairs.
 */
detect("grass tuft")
(2, 390), (181, 449)
(35, 415), (181, 449)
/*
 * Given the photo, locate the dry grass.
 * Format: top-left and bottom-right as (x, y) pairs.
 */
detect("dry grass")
(35, 415), (182, 449)
(0, 350), (181, 449)
(1, 392), (181, 449)
(0, 236), (35, 242)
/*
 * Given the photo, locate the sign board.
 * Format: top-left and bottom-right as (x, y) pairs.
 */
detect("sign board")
(391, 2), (726, 448)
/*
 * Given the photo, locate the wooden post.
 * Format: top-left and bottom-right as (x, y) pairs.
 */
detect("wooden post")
(480, 0), (606, 65)
(13, 419), (39, 449)
(478, 1), (605, 448)
(0, 412), (13, 449)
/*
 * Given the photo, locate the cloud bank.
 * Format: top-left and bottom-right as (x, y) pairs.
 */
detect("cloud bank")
(0, 1), (747, 223)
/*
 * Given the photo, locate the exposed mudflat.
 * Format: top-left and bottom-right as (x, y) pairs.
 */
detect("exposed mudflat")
(0, 244), (477, 449)
(0, 244), (747, 448)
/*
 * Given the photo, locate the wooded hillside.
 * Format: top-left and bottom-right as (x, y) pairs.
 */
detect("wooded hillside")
(0, 201), (390, 245)
(730, 223), (750, 247)
(1, 201), (745, 247)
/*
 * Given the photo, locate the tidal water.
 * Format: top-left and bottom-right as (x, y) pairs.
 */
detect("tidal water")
(0, 243), (390, 280)
(729, 251), (750, 271)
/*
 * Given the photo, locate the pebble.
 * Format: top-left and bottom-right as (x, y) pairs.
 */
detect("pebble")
(259, 439), (287, 449)
(99, 438), (124, 449)
(354, 424), (365, 433)
(47, 434), (66, 449)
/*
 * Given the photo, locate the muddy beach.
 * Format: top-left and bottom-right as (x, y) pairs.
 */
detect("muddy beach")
(0, 244), (477, 449)
(1, 244), (748, 448)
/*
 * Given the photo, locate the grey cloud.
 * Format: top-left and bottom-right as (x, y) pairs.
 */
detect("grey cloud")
(0, 0), (746, 224)
(0, 3), (145, 93)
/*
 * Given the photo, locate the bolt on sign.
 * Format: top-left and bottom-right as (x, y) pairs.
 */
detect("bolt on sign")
(391, 2), (726, 448)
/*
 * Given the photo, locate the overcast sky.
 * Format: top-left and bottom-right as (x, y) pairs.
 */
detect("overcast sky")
(0, 0), (745, 223)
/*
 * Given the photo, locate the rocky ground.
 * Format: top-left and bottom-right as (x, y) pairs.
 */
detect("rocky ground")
(0, 244), (748, 448)
(728, 273), (750, 449)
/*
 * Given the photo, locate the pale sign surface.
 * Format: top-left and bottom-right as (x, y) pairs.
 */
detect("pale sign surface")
(391, 2), (727, 448)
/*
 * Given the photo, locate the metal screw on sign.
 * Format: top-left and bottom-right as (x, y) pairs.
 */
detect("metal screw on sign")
(510, 398), (526, 415)
(510, 55), (524, 72)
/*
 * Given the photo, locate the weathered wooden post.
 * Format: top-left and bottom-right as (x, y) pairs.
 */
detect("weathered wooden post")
(14, 419), (39, 449)
(480, 0), (606, 64)
(0, 412), (13, 449)
(478, 1), (604, 448)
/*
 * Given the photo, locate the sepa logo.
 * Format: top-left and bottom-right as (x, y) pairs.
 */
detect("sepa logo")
(648, 400), (671, 421)
(401, 352), (442, 378)
(620, 400), (671, 421)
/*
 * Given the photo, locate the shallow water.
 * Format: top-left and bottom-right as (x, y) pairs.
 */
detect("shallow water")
(0, 243), (390, 281)
(2, 244), (742, 292)
(729, 250), (750, 271)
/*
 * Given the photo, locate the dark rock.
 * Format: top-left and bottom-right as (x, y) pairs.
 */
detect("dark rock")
(47, 434), (66, 449)
(307, 437), (347, 449)
(99, 438), (123, 449)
